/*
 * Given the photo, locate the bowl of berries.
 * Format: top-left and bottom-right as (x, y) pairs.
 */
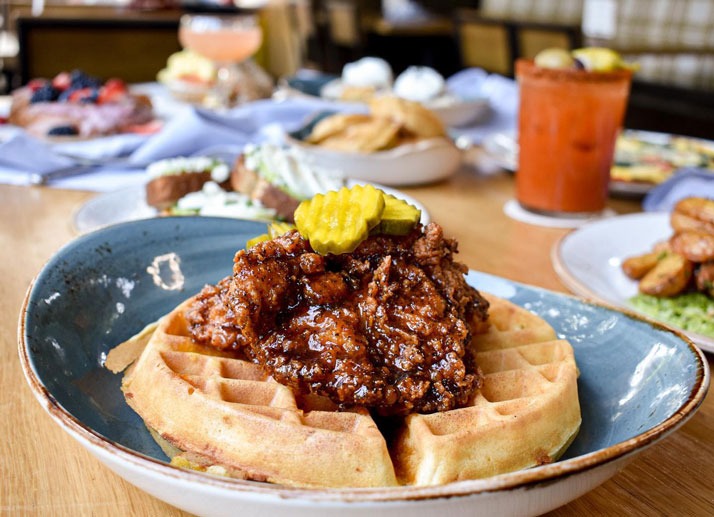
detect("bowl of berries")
(8, 70), (157, 139)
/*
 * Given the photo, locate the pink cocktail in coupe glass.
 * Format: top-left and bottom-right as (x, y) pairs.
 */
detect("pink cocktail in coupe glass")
(179, 13), (263, 108)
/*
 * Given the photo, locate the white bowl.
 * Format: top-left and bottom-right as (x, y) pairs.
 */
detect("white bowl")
(286, 136), (462, 187)
(425, 97), (490, 128)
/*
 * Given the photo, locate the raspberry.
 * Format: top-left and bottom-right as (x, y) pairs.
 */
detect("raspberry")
(97, 79), (127, 104)
(52, 72), (72, 91)
(68, 87), (99, 104)
(27, 79), (48, 92)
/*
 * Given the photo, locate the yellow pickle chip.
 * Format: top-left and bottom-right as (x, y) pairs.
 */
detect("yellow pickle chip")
(246, 222), (297, 249)
(268, 221), (296, 238)
(294, 184), (385, 255)
(246, 233), (270, 249)
(376, 194), (421, 235)
(249, 185), (421, 255)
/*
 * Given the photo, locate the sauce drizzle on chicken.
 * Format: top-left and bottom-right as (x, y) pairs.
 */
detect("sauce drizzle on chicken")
(185, 223), (489, 415)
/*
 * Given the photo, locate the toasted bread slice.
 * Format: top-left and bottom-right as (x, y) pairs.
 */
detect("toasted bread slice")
(146, 171), (212, 210)
(230, 156), (300, 222)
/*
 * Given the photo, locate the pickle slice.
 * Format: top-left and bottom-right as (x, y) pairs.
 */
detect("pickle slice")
(294, 184), (385, 255)
(246, 222), (296, 249)
(246, 233), (270, 248)
(376, 194), (421, 235)
(268, 221), (296, 238)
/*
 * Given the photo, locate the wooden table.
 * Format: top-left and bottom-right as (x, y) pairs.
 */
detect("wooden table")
(2, 171), (712, 515)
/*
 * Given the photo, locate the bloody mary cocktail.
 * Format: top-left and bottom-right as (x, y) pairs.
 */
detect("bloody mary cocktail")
(515, 59), (632, 215)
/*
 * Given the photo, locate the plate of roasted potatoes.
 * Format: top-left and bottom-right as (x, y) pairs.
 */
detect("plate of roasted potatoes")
(553, 197), (714, 353)
(285, 96), (462, 186)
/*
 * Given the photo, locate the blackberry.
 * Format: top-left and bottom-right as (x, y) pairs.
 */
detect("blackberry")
(70, 70), (101, 89)
(30, 84), (59, 103)
(47, 125), (79, 136)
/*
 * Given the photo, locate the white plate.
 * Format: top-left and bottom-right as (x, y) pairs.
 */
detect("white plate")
(552, 212), (714, 353)
(286, 136), (461, 187)
(72, 180), (431, 234)
(426, 96), (490, 128)
(319, 79), (489, 128)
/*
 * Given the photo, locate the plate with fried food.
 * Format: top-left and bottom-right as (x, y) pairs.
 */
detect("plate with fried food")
(20, 198), (707, 516)
(553, 197), (714, 353)
(285, 97), (462, 186)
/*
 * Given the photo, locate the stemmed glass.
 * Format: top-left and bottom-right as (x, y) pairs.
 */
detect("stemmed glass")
(178, 13), (263, 109)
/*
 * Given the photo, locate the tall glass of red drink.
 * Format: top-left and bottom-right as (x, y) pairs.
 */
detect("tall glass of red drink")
(515, 59), (632, 216)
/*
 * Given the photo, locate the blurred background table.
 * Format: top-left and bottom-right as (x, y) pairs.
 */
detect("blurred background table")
(2, 168), (712, 515)
(2, 0), (714, 138)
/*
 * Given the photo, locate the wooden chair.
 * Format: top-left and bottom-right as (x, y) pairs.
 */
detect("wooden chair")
(455, 2), (583, 77)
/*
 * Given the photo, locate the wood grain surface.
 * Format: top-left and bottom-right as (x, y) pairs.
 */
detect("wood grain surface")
(2, 171), (712, 516)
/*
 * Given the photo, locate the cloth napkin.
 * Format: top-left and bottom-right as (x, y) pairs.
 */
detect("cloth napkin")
(446, 68), (519, 145)
(0, 125), (153, 190)
(642, 168), (714, 212)
(0, 97), (362, 191)
(0, 70), (517, 191)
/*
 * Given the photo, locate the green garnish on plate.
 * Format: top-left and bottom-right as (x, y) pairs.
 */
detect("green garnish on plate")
(629, 292), (714, 338)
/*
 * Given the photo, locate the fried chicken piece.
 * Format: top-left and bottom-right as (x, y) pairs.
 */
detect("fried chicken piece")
(185, 224), (489, 415)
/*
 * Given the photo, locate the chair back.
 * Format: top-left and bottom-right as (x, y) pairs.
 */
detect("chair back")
(16, 16), (181, 84)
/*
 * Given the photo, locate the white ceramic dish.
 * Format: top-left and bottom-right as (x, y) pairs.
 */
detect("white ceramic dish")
(426, 96), (490, 128)
(72, 181), (430, 234)
(286, 136), (461, 187)
(552, 211), (714, 353)
(19, 217), (709, 516)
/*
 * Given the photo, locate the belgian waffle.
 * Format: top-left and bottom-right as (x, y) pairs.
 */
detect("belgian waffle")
(119, 298), (398, 488)
(393, 292), (581, 485)
(111, 292), (580, 488)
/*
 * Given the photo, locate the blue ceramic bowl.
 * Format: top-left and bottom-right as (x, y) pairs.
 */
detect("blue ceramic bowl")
(19, 217), (709, 517)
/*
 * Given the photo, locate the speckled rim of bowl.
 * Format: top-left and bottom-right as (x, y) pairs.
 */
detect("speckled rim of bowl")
(18, 271), (710, 505)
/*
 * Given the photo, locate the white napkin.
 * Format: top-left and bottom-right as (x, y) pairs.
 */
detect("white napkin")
(0, 126), (151, 189)
(131, 98), (349, 163)
(0, 97), (359, 191)
(446, 68), (519, 145)
(642, 168), (714, 212)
